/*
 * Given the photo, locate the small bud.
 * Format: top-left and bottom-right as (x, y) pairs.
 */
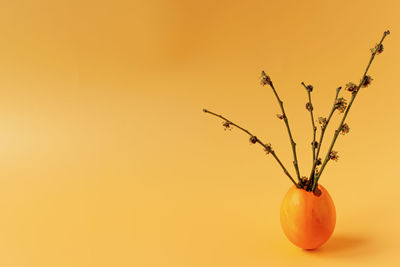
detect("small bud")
(306, 102), (313, 111)
(264, 143), (273, 154)
(249, 136), (258, 144)
(370, 43), (384, 55)
(345, 82), (358, 93)
(335, 97), (347, 113)
(276, 114), (285, 120)
(306, 85), (313, 92)
(318, 117), (327, 127)
(340, 123), (350, 135)
(361, 75), (373, 88)
(329, 151), (339, 161)
(311, 141), (319, 149)
(316, 157), (322, 166)
(260, 71), (272, 86)
(384, 30), (390, 36)
(222, 121), (232, 130)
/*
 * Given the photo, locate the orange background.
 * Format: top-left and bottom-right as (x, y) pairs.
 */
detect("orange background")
(0, 0), (399, 266)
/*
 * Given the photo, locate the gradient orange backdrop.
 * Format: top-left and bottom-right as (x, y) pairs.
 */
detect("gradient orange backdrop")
(0, 0), (399, 266)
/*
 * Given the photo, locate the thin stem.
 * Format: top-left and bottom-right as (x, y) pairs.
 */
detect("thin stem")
(203, 108), (300, 188)
(312, 30), (390, 192)
(301, 82), (317, 164)
(308, 86), (341, 186)
(269, 149), (299, 187)
(268, 82), (302, 181)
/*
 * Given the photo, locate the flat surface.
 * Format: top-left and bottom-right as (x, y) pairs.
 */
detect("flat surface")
(0, 0), (399, 266)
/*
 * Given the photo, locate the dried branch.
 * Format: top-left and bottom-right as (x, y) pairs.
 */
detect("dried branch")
(311, 30), (390, 192)
(301, 82), (317, 165)
(261, 72), (302, 182)
(203, 108), (300, 188)
(306, 86), (342, 190)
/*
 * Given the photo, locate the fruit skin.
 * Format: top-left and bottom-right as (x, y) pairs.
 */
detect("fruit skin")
(280, 185), (336, 250)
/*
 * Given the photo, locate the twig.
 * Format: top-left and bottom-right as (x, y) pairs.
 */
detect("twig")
(301, 82), (321, 191)
(311, 30), (390, 192)
(262, 75), (302, 182)
(203, 108), (300, 188)
(301, 82), (317, 164)
(307, 86), (341, 189)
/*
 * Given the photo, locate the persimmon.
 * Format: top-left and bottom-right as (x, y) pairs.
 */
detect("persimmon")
(280, 185), (336, 250)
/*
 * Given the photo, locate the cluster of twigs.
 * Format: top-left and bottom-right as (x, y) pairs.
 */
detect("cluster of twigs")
(203, 31), (390, 194)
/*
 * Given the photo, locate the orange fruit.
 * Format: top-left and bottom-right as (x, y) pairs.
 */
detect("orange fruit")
(280, 184), (336, 250)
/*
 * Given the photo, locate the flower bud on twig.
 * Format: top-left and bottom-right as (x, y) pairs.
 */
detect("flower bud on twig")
(318, 117), (327, 127)
(222, 121), (232, 130)
(335, 97), (347, 113)
(329, 151), (339, 161)
(276, 114), (285, 120)
(306, 102), (313, 111)
(345, 82), (358, 93)
(264, 143), (273, 154)
(260, 71), (272, 86)
(340, 123), (350, 135)
(371, 43), (384, 55)
(311, 141), (319, 149)
(249, 136), (258, 144)
(361, 75), (373, 88)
